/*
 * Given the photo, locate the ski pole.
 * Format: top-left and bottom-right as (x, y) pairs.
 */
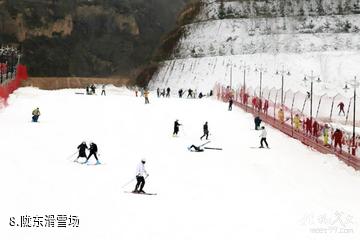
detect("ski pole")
(121, 177), (135, 188)
(67, 151), (78, 160)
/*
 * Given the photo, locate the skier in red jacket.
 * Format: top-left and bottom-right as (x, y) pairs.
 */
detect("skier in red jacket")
(263, 100), (269, 114)
(312, 120), (319, 138)
(332, 128), (343, 153)
(252, 97), (257, 109)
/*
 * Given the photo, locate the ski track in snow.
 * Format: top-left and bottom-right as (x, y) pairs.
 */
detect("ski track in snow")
(0, 87), (360, 240)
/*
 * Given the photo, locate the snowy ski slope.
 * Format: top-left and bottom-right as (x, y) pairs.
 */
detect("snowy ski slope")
(0, 87), (359, 240)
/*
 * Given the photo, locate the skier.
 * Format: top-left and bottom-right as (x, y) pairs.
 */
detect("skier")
(133, 159), (149, 193)
(254, 116), (262, 130)
(312, 120), (319, 138)
(144, 89), (150, 104)
(157, 88), (160, 98)
(305, 118), (312, 135)
(243, 92), (249, 105)
(84, 142), (100, 165)
(263, 100), (269, 114)
(32, 107), (41, 122)
(86, 85), (90, 95)
(323, 124), (330, 146)
(198, 92), (203, 99)
(173, 120), (182, 136)
(187, 88), (193, 98)
(101, 84), (106, 96)
(228, 97), (233, 111)
(161, 89), (166, 97)
(338, 102), (345, 116)
(193, 89), (197, 98)
(257, 98), (262, 112)
(178, 89), (183, 98)
(278, 108), (285, 123)
(251, 97), (257, 109)
(188, 144), (204, 152)
(76, 141), (88, 161)
(200, 121), (209, 140)
(90, 84), (96, 94)
(166, 87), (171, 97)
(259, 126), (269, 148)
(293, 114), (301, 131)
(332, 128), (343, 153)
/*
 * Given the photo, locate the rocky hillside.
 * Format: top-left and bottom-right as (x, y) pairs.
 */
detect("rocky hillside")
(0, 0), (187, 78)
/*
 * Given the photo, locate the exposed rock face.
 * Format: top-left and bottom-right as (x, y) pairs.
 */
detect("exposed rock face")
(0, 0), (187, 79)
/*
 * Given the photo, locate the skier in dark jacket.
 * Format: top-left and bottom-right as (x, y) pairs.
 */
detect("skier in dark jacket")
(187, 89), (193, 98)
(178, 89), (183, 98)
(90, 84), (96, 94)
(188, 145), (204, 152)
(173, 120), (182, 136)
(254, 116), (262, 130)
(200, 122), (209, 140)
(76, 141), (88, 161)
(228, 98), (233, 111)
(338, 102), (345, 116)
(166, 87), (171, 97)
(84, 142), (100, 164)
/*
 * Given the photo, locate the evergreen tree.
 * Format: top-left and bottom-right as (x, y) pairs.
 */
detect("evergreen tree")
(344, 0), (352, 13)
(317, 0), (326, 15)
(218, 0), (226, 19)
(337, 1), (344, 14)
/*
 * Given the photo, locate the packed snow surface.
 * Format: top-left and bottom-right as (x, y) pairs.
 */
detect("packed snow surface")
(0, 87), (360, 240)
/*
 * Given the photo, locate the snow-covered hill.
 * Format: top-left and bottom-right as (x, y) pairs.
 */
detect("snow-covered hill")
(0, 87), (360, 240)
(149, 0), (360, 101)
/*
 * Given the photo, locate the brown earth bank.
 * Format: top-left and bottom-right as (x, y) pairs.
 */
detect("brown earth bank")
(21, 77), (130, 90)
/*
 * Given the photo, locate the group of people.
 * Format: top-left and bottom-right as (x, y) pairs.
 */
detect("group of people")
(0, 46), (19, 84)
(156, 87), (213, 99)
(86, 84), (106, 96)
(251, 106), (359, 154)
(173, 120), (210, 141)
(76, 141), (100, 165)
(76, 141), (148, 193)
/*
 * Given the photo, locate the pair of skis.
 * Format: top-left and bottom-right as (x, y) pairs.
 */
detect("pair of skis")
(124, 191), (157, 196)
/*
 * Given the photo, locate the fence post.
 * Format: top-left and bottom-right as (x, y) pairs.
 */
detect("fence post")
(316, 94), (326, 119)
(345, 98), (353, 125)
(301, 96), (308, 114)
(329, 94), (338, 121)
(291, 92), (299, 137)
(274, 90), (279, 121)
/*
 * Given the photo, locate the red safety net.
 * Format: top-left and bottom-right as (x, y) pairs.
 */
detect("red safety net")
(0, 64), (28, 108)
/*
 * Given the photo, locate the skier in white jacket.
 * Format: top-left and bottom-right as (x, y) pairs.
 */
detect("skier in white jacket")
(259, 126), (269, 148)
(133, 159), (149, 193)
